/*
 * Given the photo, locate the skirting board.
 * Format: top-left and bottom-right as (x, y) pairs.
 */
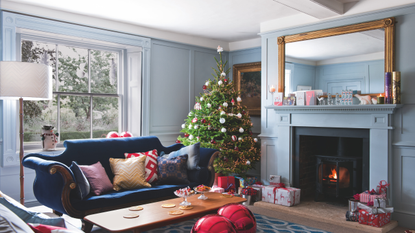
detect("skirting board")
(254, 201), (398, 233)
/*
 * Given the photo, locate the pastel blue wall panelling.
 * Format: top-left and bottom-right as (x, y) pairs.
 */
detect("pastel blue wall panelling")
(315, 60), (383, 93)
(228, 47), (261, 134)
(149, 40), (222, 145)
(289, 62), (316, 92)
(260, 5), (415, 229)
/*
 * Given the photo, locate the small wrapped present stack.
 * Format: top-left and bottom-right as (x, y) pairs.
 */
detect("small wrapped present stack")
(241, 187), (258, 197)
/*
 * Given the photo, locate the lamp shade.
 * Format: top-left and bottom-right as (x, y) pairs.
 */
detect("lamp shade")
(0, 61), (52, 100)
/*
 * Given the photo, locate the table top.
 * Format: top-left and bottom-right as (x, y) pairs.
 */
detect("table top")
(84, 192), (246, 232)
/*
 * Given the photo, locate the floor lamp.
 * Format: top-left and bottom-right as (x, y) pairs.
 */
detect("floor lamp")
(0, 61), (52, 205)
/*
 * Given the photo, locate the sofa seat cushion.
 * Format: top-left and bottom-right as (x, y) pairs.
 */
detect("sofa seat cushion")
(71, 182), (199, 211)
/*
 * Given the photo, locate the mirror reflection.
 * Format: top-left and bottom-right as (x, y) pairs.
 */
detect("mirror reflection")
(284, 29), (385, 96)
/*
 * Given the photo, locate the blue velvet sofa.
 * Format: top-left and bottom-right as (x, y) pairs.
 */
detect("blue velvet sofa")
(22, 136), (219, 221)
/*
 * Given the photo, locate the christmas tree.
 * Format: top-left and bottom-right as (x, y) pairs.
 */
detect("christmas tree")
(176, 46), (260, 176)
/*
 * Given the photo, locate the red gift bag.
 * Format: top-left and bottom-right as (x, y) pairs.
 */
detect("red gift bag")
(218, 176), (235, 191)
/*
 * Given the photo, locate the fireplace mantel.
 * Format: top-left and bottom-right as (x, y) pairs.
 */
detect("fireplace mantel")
(265, 104), (402, 114)
(261, 104), (402, 191)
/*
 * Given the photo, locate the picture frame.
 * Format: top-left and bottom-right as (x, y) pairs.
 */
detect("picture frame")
(233, 62), (261, 116)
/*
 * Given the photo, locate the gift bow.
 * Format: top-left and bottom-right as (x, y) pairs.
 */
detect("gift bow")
(377, 180), (389, 194)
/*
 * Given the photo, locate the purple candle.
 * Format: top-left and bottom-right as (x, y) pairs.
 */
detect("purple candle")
(385, 72), (392, 104)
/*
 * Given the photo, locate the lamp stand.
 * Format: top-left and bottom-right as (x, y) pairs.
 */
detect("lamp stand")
(19, 97), (25, 205)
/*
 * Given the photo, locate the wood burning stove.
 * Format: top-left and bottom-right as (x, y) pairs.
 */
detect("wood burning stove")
(293, 127), (369, 202)
(315, 155), (362, 201)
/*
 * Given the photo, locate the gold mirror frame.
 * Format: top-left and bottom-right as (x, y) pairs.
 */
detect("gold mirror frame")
(278, 17), (395, 96)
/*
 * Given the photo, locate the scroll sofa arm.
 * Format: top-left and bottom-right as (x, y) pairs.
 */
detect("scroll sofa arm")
(22, 157), (84, 218)
(207, 151), (220, 187)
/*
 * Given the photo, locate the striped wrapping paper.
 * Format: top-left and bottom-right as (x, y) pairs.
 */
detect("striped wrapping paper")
(359, 192), (386, 203)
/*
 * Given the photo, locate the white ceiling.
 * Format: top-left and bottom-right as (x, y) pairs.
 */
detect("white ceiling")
(2, 0), (415, 53)
(3, 0), (415, 42)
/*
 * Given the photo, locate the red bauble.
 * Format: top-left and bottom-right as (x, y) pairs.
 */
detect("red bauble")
(224, 79), (228, 83)
(234, 146), (239, 151)
(191, 214), (236, 233)
(242, 110), (246, 115)
(218, 204), (257, 233)
(231, 135), (237, 142)
(106, 131), (120, 138)
(201, 119), (206, 124)
(211, 139), (216, 144)
(176, 140), (181, 143)
(120, 131), (133, 137)
(184, 133), (189, 137)
(202, 85), (207, 90)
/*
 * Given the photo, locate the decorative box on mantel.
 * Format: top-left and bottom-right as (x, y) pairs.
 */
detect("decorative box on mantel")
(262, 104), (402, 191)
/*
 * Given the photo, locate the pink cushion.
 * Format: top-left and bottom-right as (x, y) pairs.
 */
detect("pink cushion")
(125, 149), (158, 183)
(80, 162), (113, 195)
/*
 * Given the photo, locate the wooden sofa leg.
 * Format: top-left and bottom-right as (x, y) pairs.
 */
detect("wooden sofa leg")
(82, 220), (93, 233)
(53, 210), (63, 216)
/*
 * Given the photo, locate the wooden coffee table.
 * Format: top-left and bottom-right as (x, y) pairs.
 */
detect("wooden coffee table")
(83, 192), (246, 232)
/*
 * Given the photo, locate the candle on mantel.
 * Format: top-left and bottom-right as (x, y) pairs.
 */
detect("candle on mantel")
(377, 94), (385, 104)
(269, 85), (276, 93)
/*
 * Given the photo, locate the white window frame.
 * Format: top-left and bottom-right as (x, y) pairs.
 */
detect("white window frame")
(16, 30), (126, 147)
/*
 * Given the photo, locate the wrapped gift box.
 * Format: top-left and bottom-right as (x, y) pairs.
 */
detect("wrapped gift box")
(269, 175), (281, 186)
(357, 202), (394, 215)
(261, 186), (301, 207)
(209, 185), (225, 193)
(274, 187), (301, 206)
(358, 209), (391, 227)
(262, 186), (278, 203)
(218, 176), (235, 191)
(235, 176), (257, 188)
(359, 191), (386, 203)
(252, 184), (263, 202)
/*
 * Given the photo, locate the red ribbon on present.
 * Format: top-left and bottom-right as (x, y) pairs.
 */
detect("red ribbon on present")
(377, 180), (390, 194)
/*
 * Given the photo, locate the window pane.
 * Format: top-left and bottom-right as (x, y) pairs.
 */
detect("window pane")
(92, 96), (119, 138)
(90, 50), (118, 94)
(23, 97), (57, 143)
(21, 40), (57, 90)
(58, 46), (89, 93)
(59, 95), (91, 140)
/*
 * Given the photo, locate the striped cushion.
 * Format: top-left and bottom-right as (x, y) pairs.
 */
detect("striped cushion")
(125, 149), (159, 183)
(109, 156), (151, 191)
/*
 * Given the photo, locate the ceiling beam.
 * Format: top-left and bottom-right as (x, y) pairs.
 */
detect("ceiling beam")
(273, 0), (345, 19)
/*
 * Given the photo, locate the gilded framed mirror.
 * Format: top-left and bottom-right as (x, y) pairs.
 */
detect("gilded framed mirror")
(233, 62), (261, 116)
(278, 17), (395, 97)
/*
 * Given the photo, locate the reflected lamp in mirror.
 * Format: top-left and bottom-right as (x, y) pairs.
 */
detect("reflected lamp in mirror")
(0, 61), (52, 205)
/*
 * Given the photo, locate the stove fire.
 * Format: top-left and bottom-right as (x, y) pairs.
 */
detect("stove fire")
(328, 168), (337, 181)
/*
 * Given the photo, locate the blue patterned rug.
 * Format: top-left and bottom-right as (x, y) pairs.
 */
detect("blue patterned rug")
(142, 213), (331, 233)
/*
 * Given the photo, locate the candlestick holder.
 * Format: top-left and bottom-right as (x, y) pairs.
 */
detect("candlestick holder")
(269, 85), (276, 105)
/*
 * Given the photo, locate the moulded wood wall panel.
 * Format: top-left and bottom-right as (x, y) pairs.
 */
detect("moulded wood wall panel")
(150, 43), (191, 134)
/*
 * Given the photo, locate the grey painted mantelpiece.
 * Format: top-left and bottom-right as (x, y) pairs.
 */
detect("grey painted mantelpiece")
(263, 104), (401, 191)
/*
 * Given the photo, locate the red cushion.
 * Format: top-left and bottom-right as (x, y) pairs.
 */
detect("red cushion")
(125, 149), (158, 183)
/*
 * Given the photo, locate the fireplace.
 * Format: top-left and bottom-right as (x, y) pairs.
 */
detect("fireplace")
(293, 127), (369, 202)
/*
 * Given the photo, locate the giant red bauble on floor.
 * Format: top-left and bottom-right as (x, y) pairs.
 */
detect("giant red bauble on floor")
(217, 204), (257, 233)
(191, 214), (237, 233)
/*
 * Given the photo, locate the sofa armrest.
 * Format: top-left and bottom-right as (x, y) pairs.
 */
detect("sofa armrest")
(207, 151), (220, 187)
(22, 156), (84, 218)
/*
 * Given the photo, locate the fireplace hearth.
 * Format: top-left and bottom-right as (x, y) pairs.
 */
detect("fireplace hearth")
(293, 127), (369, 202)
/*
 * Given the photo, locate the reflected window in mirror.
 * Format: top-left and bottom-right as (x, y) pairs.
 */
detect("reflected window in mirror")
(285, 63), (293, 97)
